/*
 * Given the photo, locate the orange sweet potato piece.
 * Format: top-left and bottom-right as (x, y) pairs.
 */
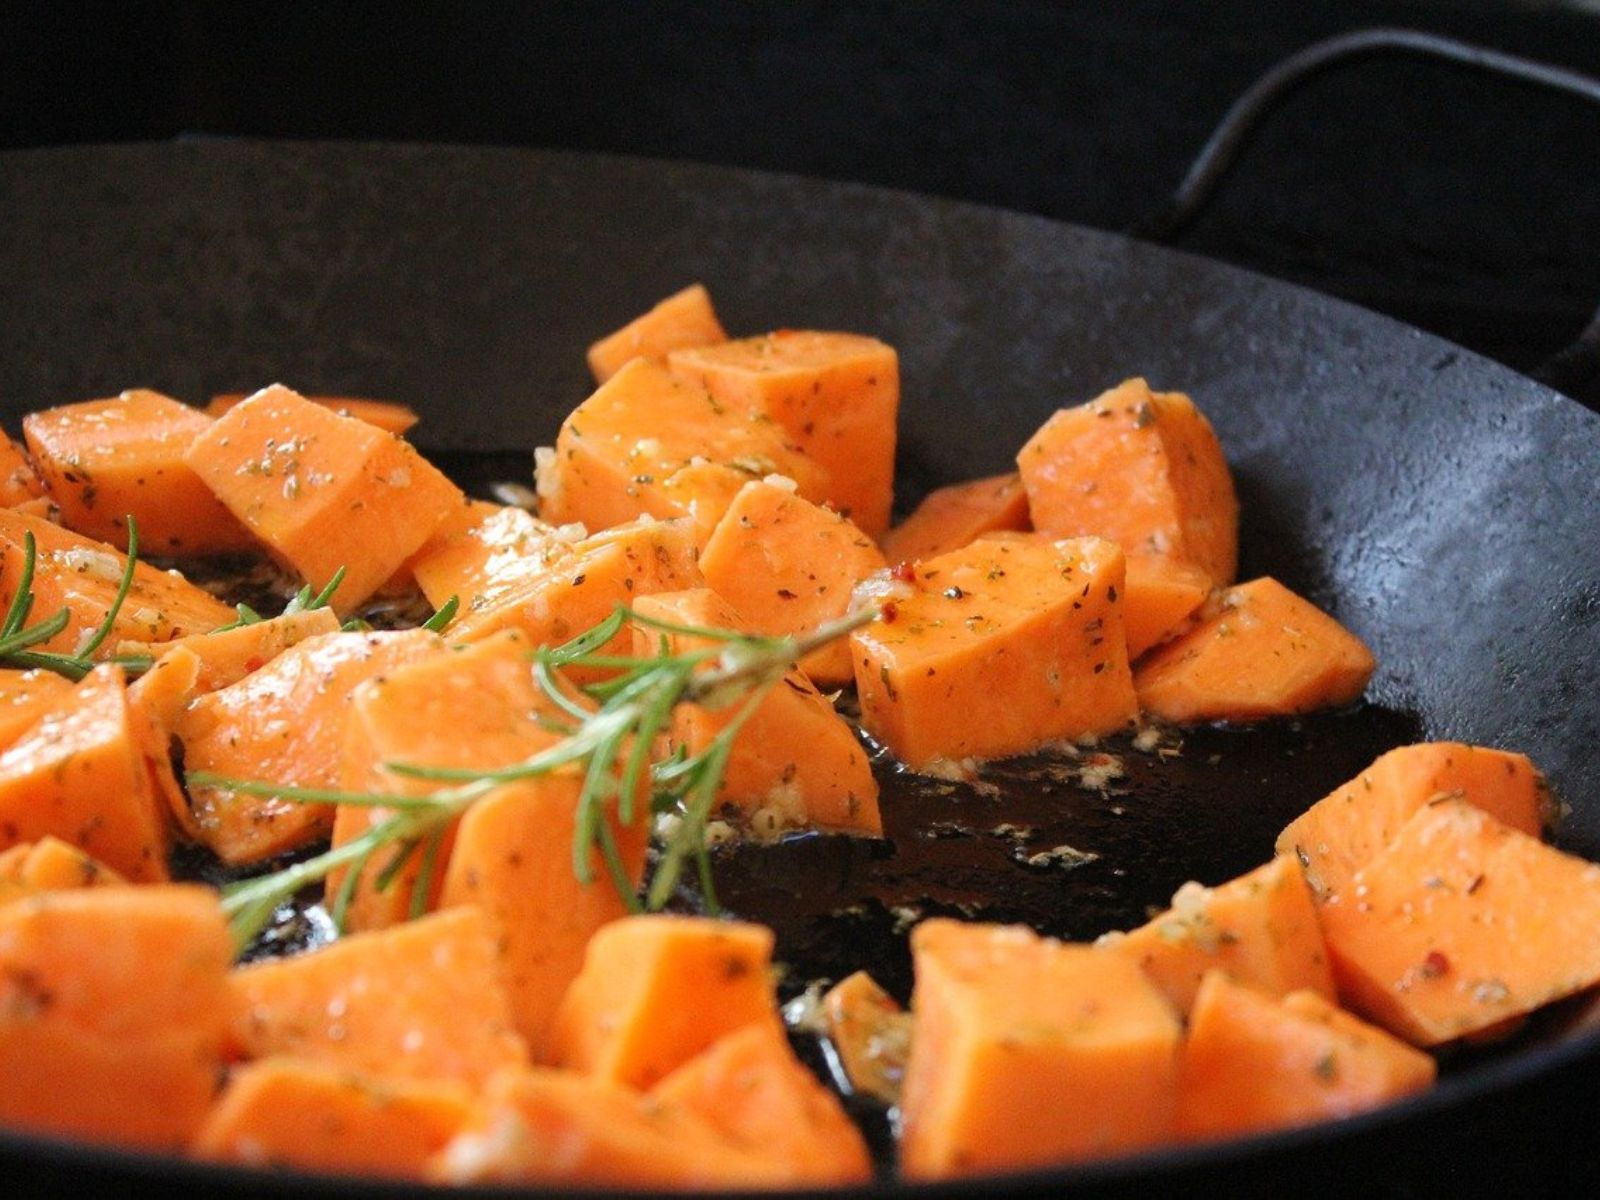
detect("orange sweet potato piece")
(668, 330), (899, 536)
(1133, 577), (1376, 723)
(429, 1067), (788, 1189)
(120, 607), (341, 698)
(186, 385), (462, 613)
(1122, 555), (1211, 658)
(0, 508), (233, 653)
(0, 836), (124, 891)
(23, 390), (256, 555)
(1277, 742), (1549, 904)
(900, 918), (1181, 1179)
(550, 914), (782, 1089)
(0, 429), (45, 507)
(1017, 377), (1239, 585)
(0, 667), (75, 750)
(0, 665), (169, 881)
(1318, 800), (1600, 1045)
(632, 588), (881, 836)
(1175, 973), (1435, 1142)
(207, 393), (420, 436)
(852, 534), (1138, 768)
(0, 886), (235, 1150)
(698, 479), (887, 686)
(651, 1022), (872, 1186)
(880, 472), (1031, 564)
(446, 515), (702, 653)
(587, 283), (729, 384)
(823, 970), (910, 1104)
(1098, 855), (1334, 1015)
(538, 357), (829, 536)
(231, 906), (529, 1086)
(178, 629), (443, 864)
(191, 1059), (472, 1178)
(406, 500), (562, 612)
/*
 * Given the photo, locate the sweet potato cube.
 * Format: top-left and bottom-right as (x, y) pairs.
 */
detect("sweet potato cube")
(0, 430), (45, 507)
(1277, 742), (1548, 904)
(177, 629), (443, 864)
(1320, 800), (1600, 1044)
(0, 667), (75, 750)
(406, 500), (562, 612)
(900, 918), (1181, 1179)
(631, 589), (881, 836)
(852, 534), (1137, 768)
(430, 1068), (789, 1189)
(231, 906), (529, 1086)
(23, 390), (256, 555)
(1123, 555), (1211, 658)
(823, 970), (910, 1105)
(699, 479), (887, 686)
(186, 385), (463, 613)
(880, 472), (1031, 564)
(447, 515), (702, 654)
(0, 886), (235, 1150)
(207, 393), (420, 436)
(1017, 377), (1239, 584)
(0, 836), (124, 892)
(0, 509), (233, 653)
(0, 665), (169, 881)
(1098, 855), (1334, 1014)
(192, 1059), (471, 1178)
(550, 914), (782, 1089)
(668, 330), (899, 536)
(119, 608), (340, 699)
(537, 357), (828, 535)
(1175, 973), (1436, 1142)
(587, 283), (729, 384)
(651, 1022), (872, 1186)
(1134, 577), (1375, 723)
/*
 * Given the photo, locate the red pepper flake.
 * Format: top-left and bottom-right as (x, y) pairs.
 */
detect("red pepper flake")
(880, 600), (899, 624)
(244, 656), (265, 673)
(1420, 950), (1450, 979)
(890, 561), (917, 583)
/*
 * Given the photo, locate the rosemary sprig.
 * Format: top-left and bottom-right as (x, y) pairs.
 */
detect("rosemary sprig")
(210, 565), (349, 634)
(0, 516), (154, 680)
(194, 603), (876, 953)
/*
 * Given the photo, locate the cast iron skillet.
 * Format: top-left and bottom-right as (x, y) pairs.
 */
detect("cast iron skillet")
(0, 142), (1598, 1198)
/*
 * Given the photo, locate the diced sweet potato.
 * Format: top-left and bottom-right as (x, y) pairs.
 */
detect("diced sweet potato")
(1133, 577), (1375, 723)
(0, 667), (75, 750)
(406, 500), (563, 613)
(0, 429), (45, 508)
(446, 516), (702, 654)
(1122, 555), (1211, 658)
(1318, 800), (1600, 1045)
(823, 970), (910, 1105)
(0, 665), (169, 881)
(23, 390), (256, 555)
(1175, 973), (1435, 1141)
(186, 385), (463, 613)
(0, 836), (124, 892)
(0, 886), (235, 1150)
(698, 480), (887, 686)
(1017, 378), (1239, 585)
(119, 608), (341, 698)
(852, 534), (1138, 768)
(207, 393), (420, 436)
(1277, 742), (1548, 904)
(231, 906), (529, 1086)
(537, 357), (829, 536)
(651, 1022), (872, 1186)
(550, 914), (782, 1089)
(880, 472), (1031, 564)
(177, 629), (443, 864)
(587, 283), (729, 384)
(429, 1068), (788, 1189)
(632, 588), (881, 836)
(668, 330), (899, 535)
(1097, 855), (1334, 1014)
(900, 918), (1181, 1179)
(0, 508), (233, 653)
(191, 1059), (472, 1178)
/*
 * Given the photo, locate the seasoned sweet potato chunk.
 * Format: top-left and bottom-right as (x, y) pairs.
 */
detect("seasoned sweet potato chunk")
(587, 283), (728, 384)
(0, 429), (45, 508)
(880, 472), (1030, 565)
(207, 393), (419, 435)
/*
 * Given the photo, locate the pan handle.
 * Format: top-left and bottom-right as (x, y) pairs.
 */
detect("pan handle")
(1136, 27), (1600, 395)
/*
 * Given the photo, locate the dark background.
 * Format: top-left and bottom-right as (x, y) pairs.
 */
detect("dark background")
(5, 0), (1600, 403)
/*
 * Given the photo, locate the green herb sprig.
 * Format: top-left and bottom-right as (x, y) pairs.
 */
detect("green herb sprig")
(192, 603), (876, 954)
(210, 565), (349, 634)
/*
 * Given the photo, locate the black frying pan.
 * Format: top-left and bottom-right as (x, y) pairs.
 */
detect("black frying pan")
(1, 142), (1598, 1198)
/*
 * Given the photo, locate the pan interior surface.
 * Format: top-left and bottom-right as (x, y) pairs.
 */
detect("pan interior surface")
(0, 141), (1598, 1197)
